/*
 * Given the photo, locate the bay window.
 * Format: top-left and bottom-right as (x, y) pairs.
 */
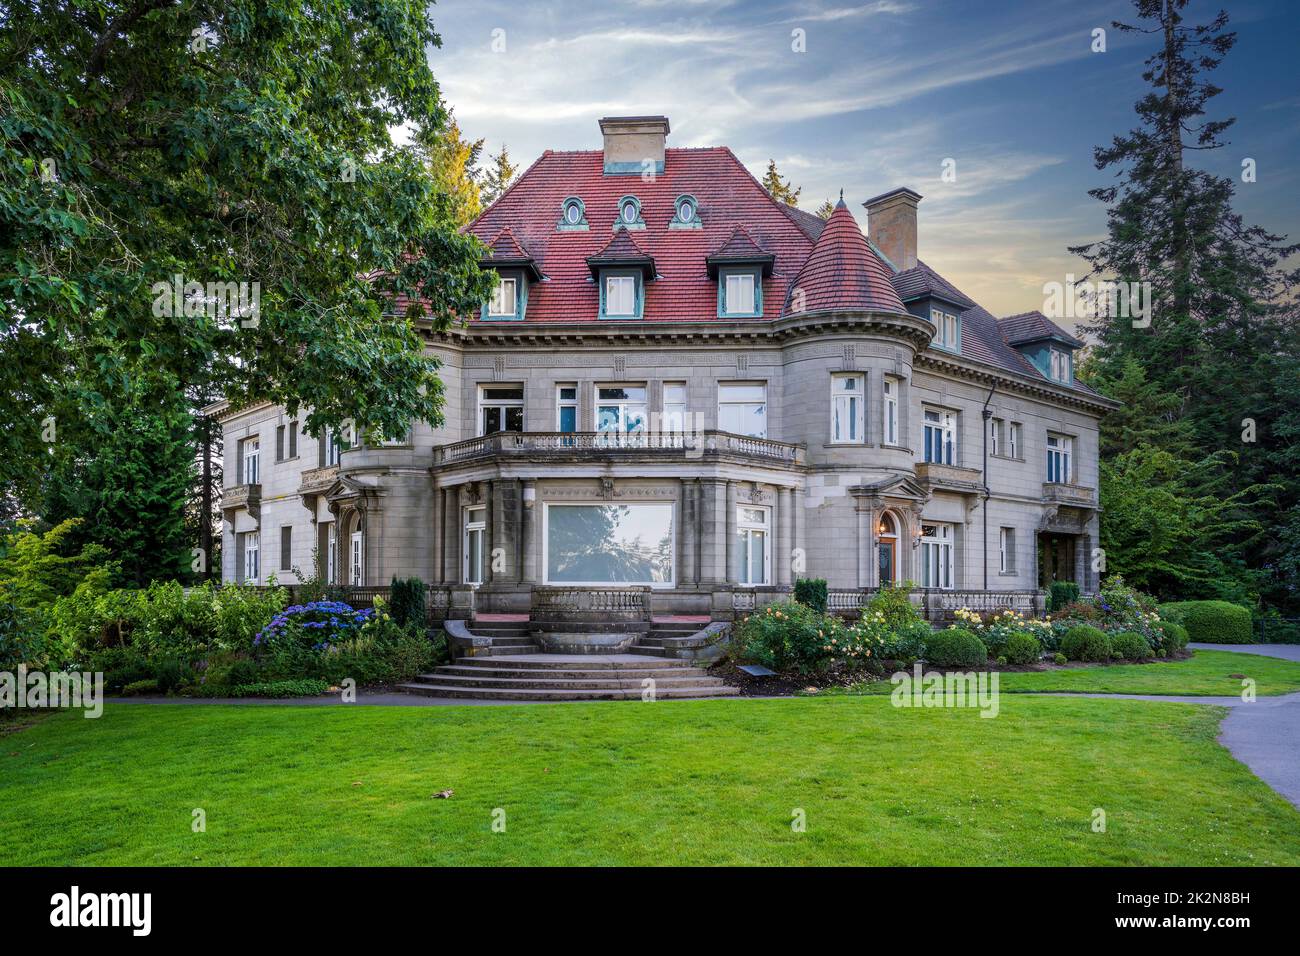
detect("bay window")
(830, 373), (865, 444)
(923, 408), (956, 465)
(718, 383), (767, 438)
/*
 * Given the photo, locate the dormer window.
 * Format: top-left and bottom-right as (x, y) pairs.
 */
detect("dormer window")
(717, 267), (763, 317)
(616, 196), (644, 230)
(1049, 346), (1072, 383)
(487, 276), (517, 317)
(671, 194), (701, 229)
(931, 308), (960, 352)
(557, 196), (588, 231)
(600, 271), (641, 318)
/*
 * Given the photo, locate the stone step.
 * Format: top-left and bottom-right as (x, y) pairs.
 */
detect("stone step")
(397, 682), (740, 701)
(629, 645), (672, 657)
(477, 645), (540, 656)
(436, 664), (709, 681)
(468, 628), (533, 638)
(452, 654), (692, 671)
(412, 672), (726, 692)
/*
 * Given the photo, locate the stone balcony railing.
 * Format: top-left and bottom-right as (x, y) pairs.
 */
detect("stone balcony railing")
(827, 587), (1044, 621)
(220, 482), (261, 518)
(433, 430), (805, 467)
(1041, 482), (1098, 508)
(915, 461), (985, 494)
(297, 464), (339, 496)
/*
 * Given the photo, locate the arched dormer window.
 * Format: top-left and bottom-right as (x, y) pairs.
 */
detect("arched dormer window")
(671, 194), (701, 229)
(557, 196), (588, 231)
(615, 195), (645, 230)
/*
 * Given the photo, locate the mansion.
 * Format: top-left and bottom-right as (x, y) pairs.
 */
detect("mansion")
(211, 116), (1114, 622)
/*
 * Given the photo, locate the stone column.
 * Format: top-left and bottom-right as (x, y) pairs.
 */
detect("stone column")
(486, 480), (500, 584)
(679, 478), (695, 587)
(856, 497), (874, 589)
(521, 479), (537, 583)
(692, 479), (704, 585)
(777, 487), (793, 587)
(725, 480), (738, 584)
(792, 485), (806, 579)
(452, 486), (466, 584)
(698, 478), (727, 584)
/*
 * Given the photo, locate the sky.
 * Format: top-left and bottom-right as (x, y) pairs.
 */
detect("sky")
(426, 0), (1300, 319)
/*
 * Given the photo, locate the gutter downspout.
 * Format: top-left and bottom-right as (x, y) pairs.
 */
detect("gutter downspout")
(980, 383), (996, 592)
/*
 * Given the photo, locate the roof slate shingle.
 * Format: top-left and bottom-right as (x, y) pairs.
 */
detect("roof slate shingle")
(786, 201), (907, 315)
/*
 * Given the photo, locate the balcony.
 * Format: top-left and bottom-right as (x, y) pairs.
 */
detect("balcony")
(297, 465), (339, 496)
(220, 483), (261, 518)
(1042, 482), (1098, 508)
(915, 461), (984, 494)
(433, 430), (805, 467)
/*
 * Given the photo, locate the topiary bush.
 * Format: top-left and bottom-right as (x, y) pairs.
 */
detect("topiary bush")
(924, 628), (987, 668)
(793, 578), (829, 613)
(1110, 631), (1152, 661)
(1156, 620), (1189, 652)
(1002, 631), (1042, 666)
(1160, 601), (1252, 644)
(1061, 625), (1112, 662)
(1047, 581), (1080, 614)
(389, 577), (427, 630)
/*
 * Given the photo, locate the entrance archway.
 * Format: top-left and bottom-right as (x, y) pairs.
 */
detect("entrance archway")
(877, 511), (899, 586)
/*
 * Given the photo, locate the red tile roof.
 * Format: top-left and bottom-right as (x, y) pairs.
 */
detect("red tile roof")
(786, 201), (907, 315)
(466, 147), (816, 323)
(706, 225), (775, 276)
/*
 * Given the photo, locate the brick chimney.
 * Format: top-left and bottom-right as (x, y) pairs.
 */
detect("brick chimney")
(863, 187), (922, 271)
(599, 116), (670, 175)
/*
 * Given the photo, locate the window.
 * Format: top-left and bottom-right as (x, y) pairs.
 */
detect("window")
(326, 524), (337, 584)
(601, 273), (639, 318)
(544, 503), (673, 585)
(920, 523), (954, 589)
(243, 532), (260, 584)
(1049, 347), (1071, 383)
(1046, 433), (1073, 484)
(487, 276), (517, 318)
(719, 269), (760, 316)
(999, 527), (1016, 573)
(558, 196), (587, 230)
(662, 383), (687, 432)
(1009, 422), (1020, 459)
(883, 377), (899, 445)
(288, 420), (298, 459)
(556, 385), (578, 433)
(464, 507), (486, 585)
(596, 385), (648, 438)
(280, 525), (292, 571)
(718, 383), (767, 438)
(877, 512), (898, 585)
(831, 373), (865, 443)
(737, 506), (770, 586)
(350, 531), (363, 586)
(325, 427), (342, 466)
(923, 409), (956, 465)
(479, 385), (524, 436)
(990, 417), (1001, 456)
(276, 425), (286, 462)
(241, 438), (260, 484)
(931, 308), (960, 351)
(617, 195), (643, 228)
(673, 194), (699, 227)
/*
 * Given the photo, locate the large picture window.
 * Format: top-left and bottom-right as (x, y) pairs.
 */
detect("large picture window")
(920, 522), (954, 590)
(718, 383), (767, 438)
(544, 503), (674, 585)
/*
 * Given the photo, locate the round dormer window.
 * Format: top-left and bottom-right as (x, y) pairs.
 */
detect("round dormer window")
(565, 202), (581, 224)
(621, 198), (639, 223)
(678, 199), (694, 222)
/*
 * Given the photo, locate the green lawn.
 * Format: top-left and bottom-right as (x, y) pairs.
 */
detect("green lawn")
(2, 694), (1298, 865)
(839, 650), (1300, 697)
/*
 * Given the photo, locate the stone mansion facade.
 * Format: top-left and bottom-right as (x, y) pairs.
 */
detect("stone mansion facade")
(212, 116), (1115, 621)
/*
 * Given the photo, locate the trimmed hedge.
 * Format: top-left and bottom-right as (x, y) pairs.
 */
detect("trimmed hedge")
(1160, 601), (1252, 644)
(1110, 631), (1152, 661)
(1061, 625), (1112, 662)
(1157, 620), (1189, 651)
(925, 628), (987, 668)
(793, 578), (829, 613)
(1002, 631), (1042, 666)
(1047, 581), (1081, 614)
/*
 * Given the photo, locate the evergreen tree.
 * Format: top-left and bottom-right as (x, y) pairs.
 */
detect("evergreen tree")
(815, 199), (835, 220)
(429, 110), (485, 226)
(761, 160), (802, 205)
(1071, 0), (1300, 613)
(480, 144), (520, 206)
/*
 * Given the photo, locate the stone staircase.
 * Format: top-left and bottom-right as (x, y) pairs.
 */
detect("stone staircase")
(399, 653), (738, 701)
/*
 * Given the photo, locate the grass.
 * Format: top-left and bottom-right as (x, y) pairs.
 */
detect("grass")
(2, 694), (1298, 865)
(836, 650), (1300, 697)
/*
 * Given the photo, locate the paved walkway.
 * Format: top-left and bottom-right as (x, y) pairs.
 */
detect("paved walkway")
(1191, 642), (1300, 662)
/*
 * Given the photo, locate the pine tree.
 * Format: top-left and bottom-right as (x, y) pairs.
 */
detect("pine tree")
(1071, 0), (1300, 613)
(761, 160), (802, 206)
(429, 111), (485, 226)
(815, 199), (835, 220)
(481, 144), (520, 206)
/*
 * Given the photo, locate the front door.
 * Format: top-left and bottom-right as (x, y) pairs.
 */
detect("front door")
(350, 531), (363, 586)
(1037, 533), (1075, 588)
(878, 540), (895, 586)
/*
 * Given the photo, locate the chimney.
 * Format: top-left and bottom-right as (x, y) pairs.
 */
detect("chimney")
(599, 115), (670, 175)
(863, 187), (922, 271)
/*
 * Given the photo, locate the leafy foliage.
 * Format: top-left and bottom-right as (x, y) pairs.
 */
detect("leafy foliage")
(793, 577), (828, 613)
(1061, 625), (1113, 663)
(1002, 632), (1042, 666)
(1159, 600), (1252, 644)
(924, 628), (987, 668)
(760, 159), (801, 205)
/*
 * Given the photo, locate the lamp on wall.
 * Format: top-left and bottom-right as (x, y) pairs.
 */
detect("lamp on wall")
(912, 524), (923, 550)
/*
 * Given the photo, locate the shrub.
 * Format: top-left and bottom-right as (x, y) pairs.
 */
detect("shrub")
(1111, 631), (1152, 661)
(1160, 601), (1252, 644)
(121, 678), (160, 696)
(1002, 631), (1041, 666)
(735, 601), (844, 674)
(389, 577), (428, 630)
(227, 679), (329, 698)
(864, 582), (926, 629)
(1052, 652), (1067, 665)
(1062, 625), (1112, 662)
(1156, 620), (1189, 652)
(954, 606), (1053, 657)
(925, 628), (987, 668)
(151, 656), (193, 694)
(793, 578), (829, 613)
(1047, 581), (1080, 613)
